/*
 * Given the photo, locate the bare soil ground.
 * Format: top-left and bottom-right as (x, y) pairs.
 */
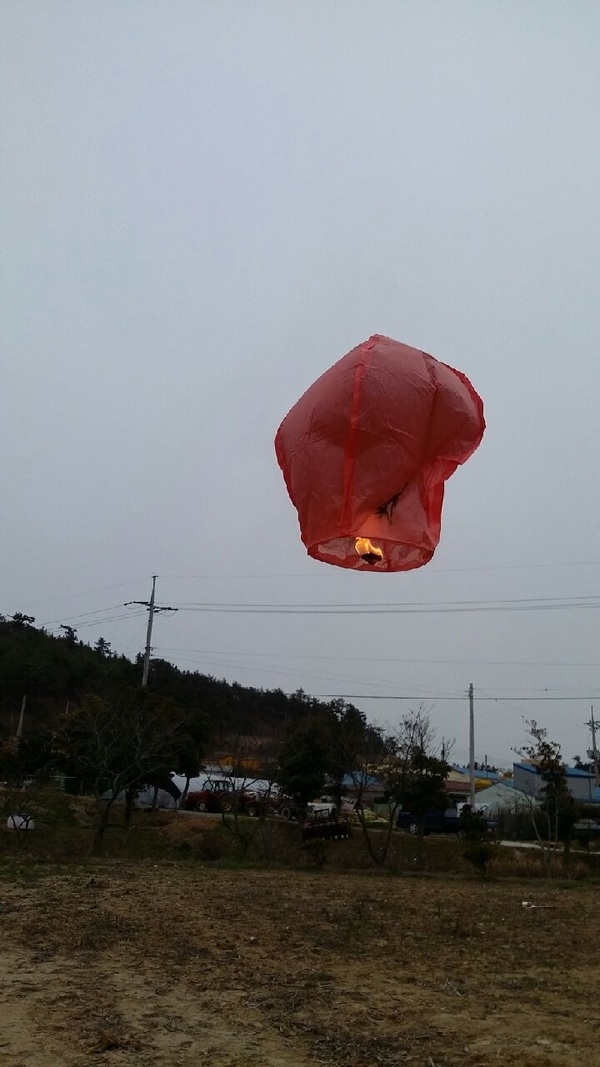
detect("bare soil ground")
(0, 861), (598, 1067)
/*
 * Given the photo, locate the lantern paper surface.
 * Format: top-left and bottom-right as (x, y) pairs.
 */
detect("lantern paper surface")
(275, 335), (485, 572)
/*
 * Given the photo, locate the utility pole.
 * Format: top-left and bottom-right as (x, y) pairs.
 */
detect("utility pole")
(141, 575), (156, 687)
(16, 695), (27, 739)
(587, 705), (599, 784)
(125, 576), (178, 687)
(468, 683), (476, 808)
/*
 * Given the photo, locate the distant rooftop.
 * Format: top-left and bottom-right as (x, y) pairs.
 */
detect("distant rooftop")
(342, 773), (383, 789)
(454, 766), (501, 782)
(514, 761), (594, 779)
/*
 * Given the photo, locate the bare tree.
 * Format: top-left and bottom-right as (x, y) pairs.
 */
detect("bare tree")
(353, 707), (450, 867)
(54, 692), (187, 855)
(211, 735), (283, 861)
(518, 719), (578, 874)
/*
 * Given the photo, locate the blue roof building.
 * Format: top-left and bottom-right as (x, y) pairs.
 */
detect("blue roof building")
(513, 762), (596, 803)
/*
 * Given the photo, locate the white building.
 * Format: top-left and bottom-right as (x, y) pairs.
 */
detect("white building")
(474, 780), (532, 816)
(513, 762), (595, 803)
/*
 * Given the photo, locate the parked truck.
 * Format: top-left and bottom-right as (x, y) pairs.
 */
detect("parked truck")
(396, 806), (497, 837)
(396, 807), (461, 836)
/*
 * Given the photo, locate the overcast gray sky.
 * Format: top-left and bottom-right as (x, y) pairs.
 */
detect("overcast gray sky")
(3, 1), (600, 767)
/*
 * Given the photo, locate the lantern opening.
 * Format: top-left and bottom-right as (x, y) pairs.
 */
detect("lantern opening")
(355, 538), (384, 565)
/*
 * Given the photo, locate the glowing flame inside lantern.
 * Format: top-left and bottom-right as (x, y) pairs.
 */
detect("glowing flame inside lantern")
(355, 538), (384, 565)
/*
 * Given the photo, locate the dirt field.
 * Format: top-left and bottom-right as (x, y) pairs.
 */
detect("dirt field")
(0, 861), (598, 1067)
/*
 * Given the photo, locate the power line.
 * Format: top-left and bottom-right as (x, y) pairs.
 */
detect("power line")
(168, 594), (600, 615)
(14, 578), (148, 612)
(9, 557), (600, 616)
(160, 559), (600, 578)
(74, 611), (148, 629)
(159, 650), (464, 695)
(175, 594), (600, 607)
(313, 694), (600, 702)
(42, 611), (148, 632)
(153, 645), (600, 669)
(154, 643), (599, 695)
(40, 604), (127, 625)
(24, 589), (600, 628)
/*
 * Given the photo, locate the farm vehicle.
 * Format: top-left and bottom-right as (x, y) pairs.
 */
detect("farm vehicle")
(183, 779), (291, 818)
(182, 783), (352, 841)
(301, 807), (352, 841)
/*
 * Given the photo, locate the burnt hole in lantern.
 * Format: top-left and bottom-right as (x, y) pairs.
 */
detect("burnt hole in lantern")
(376, 484), (407, 521)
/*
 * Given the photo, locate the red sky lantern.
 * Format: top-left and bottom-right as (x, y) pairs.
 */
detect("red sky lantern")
(275, 334), (485, 572)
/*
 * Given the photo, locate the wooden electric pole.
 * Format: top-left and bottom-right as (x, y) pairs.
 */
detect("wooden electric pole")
(16, 695), (27, 739)
(468, 682), (476, 808)
(125, 576), (178, 687)
(141, 575), (157, 687)
(588, 705), (599, 784)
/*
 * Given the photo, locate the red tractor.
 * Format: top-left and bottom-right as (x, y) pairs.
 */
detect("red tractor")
(184, 779), (243, 814)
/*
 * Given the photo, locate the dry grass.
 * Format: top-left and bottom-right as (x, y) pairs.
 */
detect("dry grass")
(1, 800), (599, 1064)
(1, 793), (597, 880)
(0, 857), (598, 1066)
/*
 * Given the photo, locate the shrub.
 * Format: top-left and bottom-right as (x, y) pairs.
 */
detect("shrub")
(301, 838), (328, 869)
(463, 841), (496, 877)
(196, 829), (227, 861)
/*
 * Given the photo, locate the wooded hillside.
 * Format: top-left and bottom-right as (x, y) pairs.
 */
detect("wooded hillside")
(0, 614), (362, 749)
